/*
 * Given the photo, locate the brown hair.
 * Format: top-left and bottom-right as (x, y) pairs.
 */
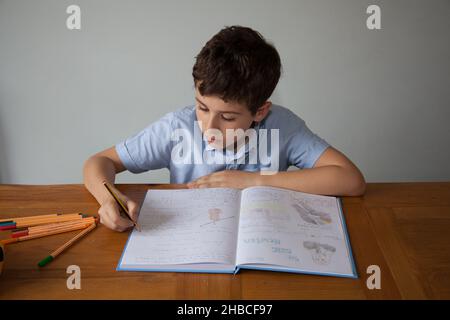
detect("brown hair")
(192, 25), (282, 115)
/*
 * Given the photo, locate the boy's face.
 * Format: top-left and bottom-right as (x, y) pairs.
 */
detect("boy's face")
(195, 86), (271, 150)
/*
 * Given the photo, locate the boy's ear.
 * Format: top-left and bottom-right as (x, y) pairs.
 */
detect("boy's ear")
(253, 101), (272, 122)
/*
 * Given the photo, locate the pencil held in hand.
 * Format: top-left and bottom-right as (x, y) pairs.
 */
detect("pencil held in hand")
(102, 181), (141, 231)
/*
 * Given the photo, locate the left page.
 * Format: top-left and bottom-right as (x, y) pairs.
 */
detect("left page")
(117, 188), (241, 272)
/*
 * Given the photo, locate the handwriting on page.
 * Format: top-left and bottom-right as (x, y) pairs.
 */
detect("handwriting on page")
(121, 188), (241, 266)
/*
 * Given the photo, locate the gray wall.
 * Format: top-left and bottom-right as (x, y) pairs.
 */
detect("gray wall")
(0, 0), (449, 184)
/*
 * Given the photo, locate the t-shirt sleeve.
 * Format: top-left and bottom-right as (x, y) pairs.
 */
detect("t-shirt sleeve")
(115, 113), (173, 173)
(285, 117), (330, 169)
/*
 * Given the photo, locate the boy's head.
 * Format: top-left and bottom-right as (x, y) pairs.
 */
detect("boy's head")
(192, 25), (282, 149)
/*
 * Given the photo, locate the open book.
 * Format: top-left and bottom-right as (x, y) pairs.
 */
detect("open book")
(117, 186), (357, 278)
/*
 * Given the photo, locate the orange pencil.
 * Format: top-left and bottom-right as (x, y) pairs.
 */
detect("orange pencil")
(0, 213), (88, 230)
(0, 213), (82, 223)
(28, 219), (94, 234)
(16, 215), (80, 223)
(0, 213), (86, 231)
(15, 215), (87, 228)
(1, 222), (95, 245)
(27, 217), (95, 231)
(14, 218), (96, 237)
(38, 220), (98, 267)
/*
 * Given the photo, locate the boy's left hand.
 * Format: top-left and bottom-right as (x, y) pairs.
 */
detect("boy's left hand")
(187, 170), (261, 189)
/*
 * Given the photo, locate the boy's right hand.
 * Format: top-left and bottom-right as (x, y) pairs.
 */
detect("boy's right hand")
(97, 190), (140, 232)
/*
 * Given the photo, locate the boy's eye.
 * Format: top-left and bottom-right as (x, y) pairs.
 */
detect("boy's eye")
(197, 105), (235, 121)
(221, 115), (236, 121)
(197, 105), (208, 112)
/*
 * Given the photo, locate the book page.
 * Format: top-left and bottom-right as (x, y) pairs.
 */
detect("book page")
(119, 188), (241, 267)
(236, 186), (354, 276)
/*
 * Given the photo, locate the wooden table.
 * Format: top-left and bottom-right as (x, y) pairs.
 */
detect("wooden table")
(0, 183), (449, 299)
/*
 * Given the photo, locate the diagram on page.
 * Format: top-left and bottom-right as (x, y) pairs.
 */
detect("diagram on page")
(236, 186), (351, 274)
(302, 241), (336, 265)
(200, 208), (235, 227)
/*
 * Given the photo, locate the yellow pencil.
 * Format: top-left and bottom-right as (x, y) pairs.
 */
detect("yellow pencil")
(102, 181), (141, 231)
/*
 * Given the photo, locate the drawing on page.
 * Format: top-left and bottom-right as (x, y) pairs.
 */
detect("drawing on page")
(292, 203), (332, 225)
(303, 241), (336, 265)
(200, 208), (235, 227)
(290, 193), (336, 210)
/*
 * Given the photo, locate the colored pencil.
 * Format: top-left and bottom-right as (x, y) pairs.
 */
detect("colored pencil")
(26, 217), (94, 231)
(27, 220), (94, 237)
(0, 221), (95, 245)
(0, 214), (86, 229)
(38, 221), (98, 267)
(0, 213), (82, 223)
(0, 222), (17, 231)
(14, 215), (87, 228)
(10, 217), (96, 238)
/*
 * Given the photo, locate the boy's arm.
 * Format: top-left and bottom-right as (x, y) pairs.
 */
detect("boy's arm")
(83, 146), (140, 231)
(260, 147), (366, 196)
(187, 147), (366, 196)
(83, 146), (125, 204)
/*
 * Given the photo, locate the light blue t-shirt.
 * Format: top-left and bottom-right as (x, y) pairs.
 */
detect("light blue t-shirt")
(115, 104), (329, 183)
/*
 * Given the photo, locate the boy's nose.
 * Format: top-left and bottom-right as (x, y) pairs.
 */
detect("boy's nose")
(204, 115), (219, 131)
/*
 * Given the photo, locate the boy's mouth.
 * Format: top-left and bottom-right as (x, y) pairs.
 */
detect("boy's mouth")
(204, 135), (225, 149)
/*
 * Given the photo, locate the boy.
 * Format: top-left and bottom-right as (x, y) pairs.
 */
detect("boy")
(83, 26), (366, 232)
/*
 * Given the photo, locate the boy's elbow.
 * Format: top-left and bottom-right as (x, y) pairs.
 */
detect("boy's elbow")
(347, 173), (366, 196)
(82, 156), (95, 182)
(351, 180), (366, 196)
(82, 155), (104, 183)
(83, 156), (96, 173)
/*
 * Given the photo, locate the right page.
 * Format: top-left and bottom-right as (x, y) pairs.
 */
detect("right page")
(235, 186), (357, 278)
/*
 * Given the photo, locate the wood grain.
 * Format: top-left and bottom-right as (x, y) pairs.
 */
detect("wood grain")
(0, 183), (448, 299)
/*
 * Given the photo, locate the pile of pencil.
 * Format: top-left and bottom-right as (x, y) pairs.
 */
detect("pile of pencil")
(0, 213), (98, 267)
